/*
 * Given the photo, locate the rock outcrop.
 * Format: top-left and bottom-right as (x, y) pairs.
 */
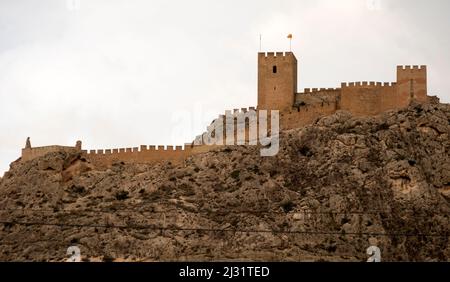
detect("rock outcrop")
(0, 102), (449, 261)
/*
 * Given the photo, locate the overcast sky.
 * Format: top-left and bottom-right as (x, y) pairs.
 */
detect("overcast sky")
(0, 0), (449, 174)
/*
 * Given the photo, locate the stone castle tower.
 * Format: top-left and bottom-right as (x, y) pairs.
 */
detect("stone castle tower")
(397, 65), (428, 104)
(257, 52), (297, 111)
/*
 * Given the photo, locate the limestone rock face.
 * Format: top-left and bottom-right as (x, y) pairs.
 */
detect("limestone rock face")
(0, 103), (449, 262)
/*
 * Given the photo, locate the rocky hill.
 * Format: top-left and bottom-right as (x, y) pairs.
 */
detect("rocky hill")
(0, 102), (449, 262)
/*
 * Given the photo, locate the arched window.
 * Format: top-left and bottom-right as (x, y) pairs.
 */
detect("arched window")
(273, 65), (277, 73)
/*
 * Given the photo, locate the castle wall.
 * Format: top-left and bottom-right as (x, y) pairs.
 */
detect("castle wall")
(295, 88), (340, 107)
(82, 143), (228, 168)
(378, 83), (402, 111)
(281, 101), (338, 130)
(299, 87), (341, 97)
(193, 102), (339, 136)
(22, 146), (78, 162)
(340, 82), (399, 116)
(21, 142), (226, 168)
(195, 107), (263, 146)
(83, 145), (190, 168)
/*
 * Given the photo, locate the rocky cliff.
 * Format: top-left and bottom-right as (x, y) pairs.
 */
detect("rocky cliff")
(0, 102), (449, 261)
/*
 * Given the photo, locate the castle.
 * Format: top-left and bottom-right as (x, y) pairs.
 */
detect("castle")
(21, 51), (436, 167)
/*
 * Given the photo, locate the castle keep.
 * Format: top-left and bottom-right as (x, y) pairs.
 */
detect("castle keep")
(21, 51), (435, 167)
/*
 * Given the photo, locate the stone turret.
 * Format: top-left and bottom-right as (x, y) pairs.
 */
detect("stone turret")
(25, 137), (31, 149)
(75, 140), (82, 150)
(257, 52), (297, 111)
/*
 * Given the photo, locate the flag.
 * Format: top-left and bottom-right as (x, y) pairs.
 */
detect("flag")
(287, 34), (292, 39)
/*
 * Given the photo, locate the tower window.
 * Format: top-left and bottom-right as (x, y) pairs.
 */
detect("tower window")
(273, 65), (277, 73)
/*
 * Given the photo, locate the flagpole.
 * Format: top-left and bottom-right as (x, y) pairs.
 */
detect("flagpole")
(259, 34), (262, 51)
(287, 34), (292, 52)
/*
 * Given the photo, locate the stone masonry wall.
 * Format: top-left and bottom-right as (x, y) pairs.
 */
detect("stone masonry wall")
(22, 146), (79, 162)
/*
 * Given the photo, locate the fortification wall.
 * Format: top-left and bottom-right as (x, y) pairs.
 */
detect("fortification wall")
(340, 82), (399, 116)
(295, 88), (340, 106)
(299, 87), (341, 96)
(83, 143), (229, 168)
(83, 145), (190, 168)
(195, 103), (342, 143)
(379, 83), (406, 111)
(195, 107), (262, 146)
(282, 101), (338, 130)
(22, 146), (78, 162)
(21, 141), (224, 169)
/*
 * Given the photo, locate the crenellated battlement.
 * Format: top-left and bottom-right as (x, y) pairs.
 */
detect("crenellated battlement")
(219, 107), (258, 118)
(397, 65), (427, 71)
(259, 51), (294, 58)
(209, 106), (261, 131)
(341, 81), (397, 88)
(21, 144), (79, 162)
(301, 87), (340, 94)
(81, 143), (191, 168)
(85, 144), (189, 156)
